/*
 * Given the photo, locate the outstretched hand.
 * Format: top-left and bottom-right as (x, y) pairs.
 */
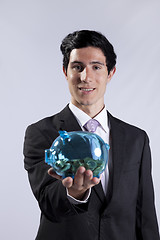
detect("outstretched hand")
(48, 166), (101, 200)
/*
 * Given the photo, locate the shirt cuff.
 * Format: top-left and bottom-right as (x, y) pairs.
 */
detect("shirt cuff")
(66, 188), (91, 205)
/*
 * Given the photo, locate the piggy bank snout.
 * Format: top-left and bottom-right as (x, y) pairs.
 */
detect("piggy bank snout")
(45, 148), (56, 166)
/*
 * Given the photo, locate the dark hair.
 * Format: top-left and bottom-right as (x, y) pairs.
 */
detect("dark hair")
(60, 30), (117, 74)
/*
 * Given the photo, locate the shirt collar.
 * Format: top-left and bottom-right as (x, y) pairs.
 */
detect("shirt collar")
(69, 102), (109, 133)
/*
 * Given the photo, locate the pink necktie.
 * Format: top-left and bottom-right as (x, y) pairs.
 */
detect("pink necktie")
(84, 119), (100, 133)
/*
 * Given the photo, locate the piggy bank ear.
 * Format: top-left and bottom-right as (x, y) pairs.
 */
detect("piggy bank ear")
(105, 143), (110, 150)
(59, 130), (71, 144)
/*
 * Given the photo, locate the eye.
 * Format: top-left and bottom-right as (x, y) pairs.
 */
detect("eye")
(93, 65), (101, 70)
(73, 65), (83, 72)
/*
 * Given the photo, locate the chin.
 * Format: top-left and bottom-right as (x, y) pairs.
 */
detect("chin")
(78, 100), (94, 106)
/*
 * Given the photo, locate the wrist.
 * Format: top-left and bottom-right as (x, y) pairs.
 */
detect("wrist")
(68, 188), (87, 200)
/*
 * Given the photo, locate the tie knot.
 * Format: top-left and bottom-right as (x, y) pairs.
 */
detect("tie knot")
(84, 119), (100, 133)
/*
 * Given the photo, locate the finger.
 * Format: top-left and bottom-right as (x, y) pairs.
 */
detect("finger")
(84, 170), (100, 188)
(92, 176), (101, 185)
(84, 169), (93, 187)
(85, 169), (93, 179)
(73, 166), (85, 189)
(48, 168), (62, 180)
(62, 177), (73, 188)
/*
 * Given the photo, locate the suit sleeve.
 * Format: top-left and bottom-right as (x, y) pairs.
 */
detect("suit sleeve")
(136, 132), (160, 239)
(23, 124), (89, 222)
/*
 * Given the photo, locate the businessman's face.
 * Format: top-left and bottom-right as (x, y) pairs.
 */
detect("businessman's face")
(63, 46), (115, 115)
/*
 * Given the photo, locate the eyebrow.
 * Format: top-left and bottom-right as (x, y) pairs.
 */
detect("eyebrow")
(70, 61), (105, 66)
(70, 61), (83, 65)
(90, 61), (105, 66)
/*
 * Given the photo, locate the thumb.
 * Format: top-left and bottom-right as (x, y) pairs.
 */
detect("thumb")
(48, 168), (62, 180)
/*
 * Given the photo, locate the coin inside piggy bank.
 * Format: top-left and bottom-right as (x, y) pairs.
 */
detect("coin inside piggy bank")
(45, 130), (109, 178)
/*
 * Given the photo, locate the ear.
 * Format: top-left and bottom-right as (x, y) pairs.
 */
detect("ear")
(63, 66), (67, 79)
(107, 66), (116, 83)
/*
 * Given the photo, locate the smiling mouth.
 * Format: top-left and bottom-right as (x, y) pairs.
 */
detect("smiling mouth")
(79, 88), (95, 91)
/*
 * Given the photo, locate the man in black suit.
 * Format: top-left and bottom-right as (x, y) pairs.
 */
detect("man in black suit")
(23, 30), (160, 239)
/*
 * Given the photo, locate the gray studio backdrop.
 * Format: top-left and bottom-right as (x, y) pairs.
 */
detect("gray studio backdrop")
(0, 0), (160, 239)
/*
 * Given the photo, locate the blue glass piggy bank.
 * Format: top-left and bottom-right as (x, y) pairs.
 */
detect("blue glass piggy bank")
(45, 130), (109, 178)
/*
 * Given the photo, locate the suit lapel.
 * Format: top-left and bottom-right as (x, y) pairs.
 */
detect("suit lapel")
(103, 112), (125, 210)
(93, 182), (106, 203)
(94, 112), (126, 207)
(110, 114), (125, 188)
(54, 104), (82, 132)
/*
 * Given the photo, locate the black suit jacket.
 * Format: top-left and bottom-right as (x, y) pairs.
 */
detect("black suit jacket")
(23, 105), (160, 240)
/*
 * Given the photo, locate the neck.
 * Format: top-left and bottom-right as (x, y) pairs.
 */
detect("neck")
(71, 101), (105, 118)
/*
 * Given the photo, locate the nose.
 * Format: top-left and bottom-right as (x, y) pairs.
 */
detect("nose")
(80, 67), (92, 82)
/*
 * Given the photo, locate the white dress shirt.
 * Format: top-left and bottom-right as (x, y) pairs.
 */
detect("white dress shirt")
(67, 102), (110, 203)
